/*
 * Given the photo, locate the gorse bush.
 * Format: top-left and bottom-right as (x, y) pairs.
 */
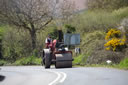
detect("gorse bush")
(105, 29), (121, 40)
(104, 29), (127, 51)
(104, 38), (126, 51)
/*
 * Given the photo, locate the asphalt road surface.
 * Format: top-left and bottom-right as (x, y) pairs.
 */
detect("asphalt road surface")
(0, 66), (128, 85)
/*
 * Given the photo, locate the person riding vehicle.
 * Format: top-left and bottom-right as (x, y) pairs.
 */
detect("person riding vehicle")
(45, 35), (52, 48)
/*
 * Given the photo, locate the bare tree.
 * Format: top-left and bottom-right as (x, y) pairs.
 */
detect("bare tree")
(52, 0), (76, 28)
(0, 0), (53, 50)
(0, 0), (76, 50)
(60, 0), (75, 20)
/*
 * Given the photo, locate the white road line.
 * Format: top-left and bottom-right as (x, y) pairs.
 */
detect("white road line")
(1, 67), (67, 85)
(46, 70), (67, 85)
(59, 72), (67, 83)
(48, 70), (61, 85)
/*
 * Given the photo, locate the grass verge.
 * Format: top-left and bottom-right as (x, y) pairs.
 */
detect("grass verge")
(12, 56), (42, 66)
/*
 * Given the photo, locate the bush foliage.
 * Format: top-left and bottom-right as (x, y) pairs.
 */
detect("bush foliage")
(104, 29), (127, 51)
(13, 56), (42, 65)
(65, 24), (76, 33)
(119, 58), (128, 69)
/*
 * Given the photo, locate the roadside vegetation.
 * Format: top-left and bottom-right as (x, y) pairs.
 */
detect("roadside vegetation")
(72, 0), (128, 69)
(0, 0), (128, 69)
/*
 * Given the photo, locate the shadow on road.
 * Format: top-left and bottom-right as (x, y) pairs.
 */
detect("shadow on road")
(48, 66), (78, 69)
(0, 75), (5, 82)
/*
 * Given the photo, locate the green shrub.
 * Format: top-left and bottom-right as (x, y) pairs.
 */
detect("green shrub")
(119, 58), (128, 69)
(73, 54), (88, 65)
(0, 60), (8, 66)
(48, 28), (58, 40)
(65, 24), (76, 33)
(2, 27), (33, 61)
(73, 54), (84, 65)
(13, 56), (42, 65)
(0, 25), (7, 59)
(80, 31), (105, 55)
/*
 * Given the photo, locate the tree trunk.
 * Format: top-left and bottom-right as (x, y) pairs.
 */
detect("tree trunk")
(30, 30), (37, 50)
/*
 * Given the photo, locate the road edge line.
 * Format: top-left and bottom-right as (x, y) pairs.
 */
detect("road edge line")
(59, 72), (67, 83)
(47, 70), (61, 85)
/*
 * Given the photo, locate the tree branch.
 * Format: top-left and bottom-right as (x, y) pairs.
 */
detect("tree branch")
(36, 17), (53, 31)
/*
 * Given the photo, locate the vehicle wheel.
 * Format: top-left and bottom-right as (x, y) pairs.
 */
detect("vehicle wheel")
(55, 53), (72, 68)
(44, 54), (51, 69)
(41, 61), (43, 66)
(41, 58), (45, 66)
(55, 61), (72, 68)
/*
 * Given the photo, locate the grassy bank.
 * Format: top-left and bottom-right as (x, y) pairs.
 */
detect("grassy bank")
(73, 58), (128, 70)
(0, 56), (42, 66)
(72, 7), (128, 33)
(72, 7), (128, 69)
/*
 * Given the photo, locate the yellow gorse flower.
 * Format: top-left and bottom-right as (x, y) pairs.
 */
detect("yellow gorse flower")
(106, 47), (110, 51)
(104, 29), (126, 51)
(105, 29), (121, 40)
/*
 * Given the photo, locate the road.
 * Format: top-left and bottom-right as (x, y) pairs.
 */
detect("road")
(0, 66), (128, 85)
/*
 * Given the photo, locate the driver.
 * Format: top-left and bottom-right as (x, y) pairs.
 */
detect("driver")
(45, 35), (52, 48)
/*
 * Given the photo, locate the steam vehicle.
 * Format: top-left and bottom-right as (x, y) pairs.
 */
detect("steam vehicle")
(42, 30), (80, 68)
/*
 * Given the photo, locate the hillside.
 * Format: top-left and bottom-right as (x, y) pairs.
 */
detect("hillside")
(72, 7), (128, 68)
